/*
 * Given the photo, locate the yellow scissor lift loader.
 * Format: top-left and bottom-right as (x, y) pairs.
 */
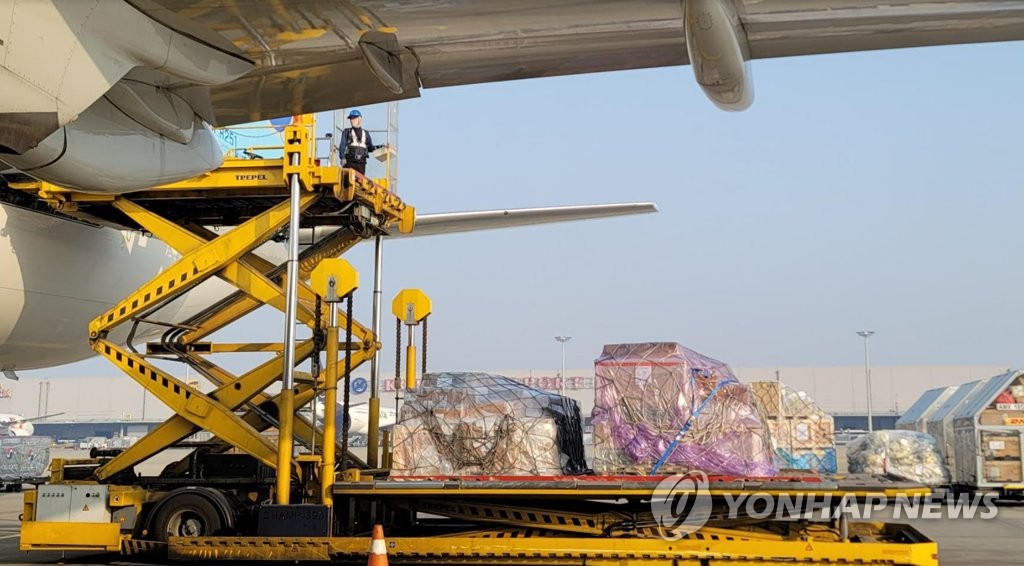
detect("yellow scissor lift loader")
(8, 116), (938, 565)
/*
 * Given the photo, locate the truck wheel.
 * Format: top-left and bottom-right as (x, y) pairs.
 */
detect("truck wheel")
(151, 493), (224, 542)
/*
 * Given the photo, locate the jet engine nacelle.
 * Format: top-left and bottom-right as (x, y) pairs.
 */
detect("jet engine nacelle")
(683, 0), (753, 111)
(0, 83), (223, 194)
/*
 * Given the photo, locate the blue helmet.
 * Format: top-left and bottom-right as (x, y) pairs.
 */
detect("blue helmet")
(347, 109), (362, 119)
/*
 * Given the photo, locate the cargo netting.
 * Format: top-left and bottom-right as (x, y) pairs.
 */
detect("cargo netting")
(391, 372), (589, 476)
(846, 430), (951, 485)
(592, 343), (777, 477)
(0, 436), (50, 481)
(750, 382), (837, 474)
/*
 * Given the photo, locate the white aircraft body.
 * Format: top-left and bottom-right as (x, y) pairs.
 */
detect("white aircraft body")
(0, 1), (1021, 372)
(304, 401), (398, 437)
(0, 412), (63, 436)
(349, 404), (398, 436)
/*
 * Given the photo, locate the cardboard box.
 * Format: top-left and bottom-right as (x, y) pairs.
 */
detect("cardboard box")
(980, 409), (1024, 426)
(981, 431), (1022, 459)
(751, 382), (822, 419)
(766, 418), (834, 450)
(751, 382), (784, 417)
(984, 460), (1023, 483)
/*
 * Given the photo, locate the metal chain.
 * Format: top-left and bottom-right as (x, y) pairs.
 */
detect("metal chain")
(311, 295), (323, 379)
(311, 295), (323, 457)
(395, 316), (402, 394)
(340, 293), (354, 468)
(421, 316), (428, 377)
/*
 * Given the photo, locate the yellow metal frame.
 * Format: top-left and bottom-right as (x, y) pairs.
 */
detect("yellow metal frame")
(330, 481), (932, 499)
(21, 522), (124, 552)
(10, 115), (408, 490)
(167, 533), (937, 565)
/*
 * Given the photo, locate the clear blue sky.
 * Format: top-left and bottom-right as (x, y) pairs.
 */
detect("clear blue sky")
(27, 41), (1024, 381)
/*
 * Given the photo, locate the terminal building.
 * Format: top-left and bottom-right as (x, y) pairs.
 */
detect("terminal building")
(11, 364), (1013, 442)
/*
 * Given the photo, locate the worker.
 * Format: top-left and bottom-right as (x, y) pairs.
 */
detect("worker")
(339, 109), (382, 176)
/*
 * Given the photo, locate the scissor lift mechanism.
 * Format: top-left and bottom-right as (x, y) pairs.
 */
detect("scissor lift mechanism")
(6, 117), (938, 565)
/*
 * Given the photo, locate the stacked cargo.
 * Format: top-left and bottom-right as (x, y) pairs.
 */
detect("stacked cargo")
(592, 343), (776, 477)
(391, 372), (588, 477)
(0, 436), (51, 487)
(974, 431), (1021, 483)
(750, 382), (836, 474)
(953, 370), (1024, 486)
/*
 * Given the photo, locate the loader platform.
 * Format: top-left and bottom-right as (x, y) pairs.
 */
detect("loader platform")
(7, 115), (939, 565)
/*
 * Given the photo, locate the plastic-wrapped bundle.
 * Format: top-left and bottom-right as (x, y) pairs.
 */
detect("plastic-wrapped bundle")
(0, 436), (50, 481)
(846, 430), (951, 485)
(750, 382), (837, 474)
(592, 343), (777, 477)
(392, 372), (588, 477)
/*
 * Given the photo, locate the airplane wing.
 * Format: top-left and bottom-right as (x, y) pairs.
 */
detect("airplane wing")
(397, 203), (659, 238)
(130, 0), (1024, 125)
(20, 413), (64, 423)
(3, 2), (1022, 190)
(293, 202), (658, 245)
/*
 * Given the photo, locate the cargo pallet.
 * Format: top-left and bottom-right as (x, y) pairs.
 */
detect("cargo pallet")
(9, 116), (938, 565)
(898, 372), (1024, 499)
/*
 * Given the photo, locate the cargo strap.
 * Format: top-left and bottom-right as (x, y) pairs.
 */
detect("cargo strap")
(649, 378), (726, 475)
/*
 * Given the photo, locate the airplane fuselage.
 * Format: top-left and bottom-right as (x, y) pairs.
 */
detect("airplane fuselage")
(0, 413), (36, 436)
(0, 203), (184, 371)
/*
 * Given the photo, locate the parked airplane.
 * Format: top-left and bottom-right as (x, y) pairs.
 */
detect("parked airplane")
(303, 401), (398, 437)
(1, 1), (1021, 194)
(0, 1), (1021, 371)
(348, 404), (398, 436)
(0, 412), (64, 437)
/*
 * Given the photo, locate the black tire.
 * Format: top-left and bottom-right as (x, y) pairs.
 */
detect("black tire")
(150, 493), (224, 542)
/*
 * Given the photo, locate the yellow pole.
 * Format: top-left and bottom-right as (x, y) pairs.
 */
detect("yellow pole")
(310, 260), (359, 497)
(275, 389), (294, 504)
(321, 308), (339, 505)
(276, 118), (309, 505)
(367, 396), (380, 468)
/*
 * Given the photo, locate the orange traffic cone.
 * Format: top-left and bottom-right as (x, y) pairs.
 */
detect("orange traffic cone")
(368, 524), (388, 566)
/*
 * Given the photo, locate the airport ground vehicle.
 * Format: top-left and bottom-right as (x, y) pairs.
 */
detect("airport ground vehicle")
(9, 117), (939, 564)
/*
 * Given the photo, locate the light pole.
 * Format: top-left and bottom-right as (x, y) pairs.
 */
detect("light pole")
(857, 330), (875, 432)
(555, 336), (571, 397)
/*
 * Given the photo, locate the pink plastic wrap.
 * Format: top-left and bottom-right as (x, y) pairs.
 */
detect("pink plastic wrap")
(592, 343), (777, 477)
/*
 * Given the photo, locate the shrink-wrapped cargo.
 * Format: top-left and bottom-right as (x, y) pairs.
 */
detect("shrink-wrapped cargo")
(392, 372), (587, 476)
(750, 382), (837, 474)
(0, 436), (50, 481)
(846, 430), (950, 485)
(592, 343), (776, 477)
